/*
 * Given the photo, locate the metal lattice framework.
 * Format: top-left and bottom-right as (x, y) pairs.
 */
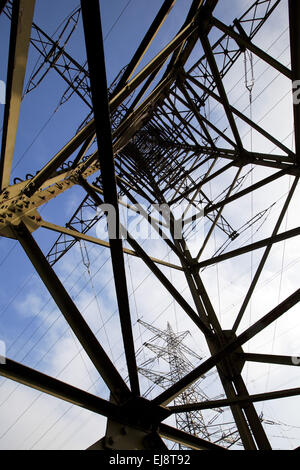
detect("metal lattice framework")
(0, 0), (300, 450)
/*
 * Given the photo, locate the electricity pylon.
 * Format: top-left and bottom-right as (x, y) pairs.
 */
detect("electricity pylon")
(0, 0), (299, 450)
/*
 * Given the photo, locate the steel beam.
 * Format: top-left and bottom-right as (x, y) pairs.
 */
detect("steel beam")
(0, 358), (120, 419)
(198, 226), (300, 269)
(158, 423), (226, 450)
(231, 374), (271, 449)
(211, 16), (291, 80)
(232, 176), (299, 333)
(153, 288), (300, 405)
(289, 0), (300, 161)
(71, 134), (96, 169)
(239, 352), (300, 367)
(199, 34), (243, 149)
(40, 219), (183, 271)
(115, 180), (187, 263)
(160, 0), (206, 80)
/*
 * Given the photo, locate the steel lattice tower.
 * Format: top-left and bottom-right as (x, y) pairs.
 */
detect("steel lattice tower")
(0, 0), (299, 450)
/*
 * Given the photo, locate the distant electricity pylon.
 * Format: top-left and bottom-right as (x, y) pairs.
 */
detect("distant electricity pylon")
(137, 319), (240, 449)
